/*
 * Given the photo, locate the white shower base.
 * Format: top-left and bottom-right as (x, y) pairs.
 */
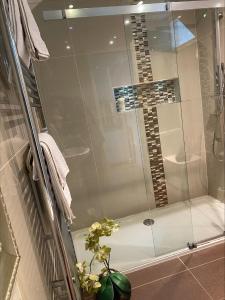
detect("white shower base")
(72, 196), (225, 273)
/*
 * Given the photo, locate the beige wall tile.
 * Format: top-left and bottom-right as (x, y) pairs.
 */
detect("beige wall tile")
(0, 78), (28, 172)
(1, 146), (48, 300)
(196, 9), (224, 200)
(34, 19), (152, 229)
(175, 10), (208, 198)
(67, 15), (127, 55)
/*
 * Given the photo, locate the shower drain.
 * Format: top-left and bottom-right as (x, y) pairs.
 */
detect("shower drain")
(143, 219), (155, 226)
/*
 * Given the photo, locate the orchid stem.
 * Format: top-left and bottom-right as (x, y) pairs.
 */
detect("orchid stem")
(89, 254), (96, 273)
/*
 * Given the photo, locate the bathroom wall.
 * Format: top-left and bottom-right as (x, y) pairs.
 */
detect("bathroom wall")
(0, 55), (48, 299)
(32, 1), (211, 230)
(126, 10), (208, 202)
(123, 11), (190, 206)
(173, 10), (208, 199)
(196, 8), (225, 201)
(33, 1), (154, 230)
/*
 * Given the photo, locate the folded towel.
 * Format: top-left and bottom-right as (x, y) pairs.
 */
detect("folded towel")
(40, 141), (75, 224)
(27, 132), (75, 224)
(8, 0), (49, 66)
(39, 132), (69, 193)
(8, 0), (30, 66)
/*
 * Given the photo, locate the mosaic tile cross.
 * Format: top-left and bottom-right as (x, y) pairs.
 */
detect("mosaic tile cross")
(113, 79), (180, 207)
(113, 14), (180, 207)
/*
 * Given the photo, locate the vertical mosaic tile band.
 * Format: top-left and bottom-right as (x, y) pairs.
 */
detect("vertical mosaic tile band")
(131, 14), (153, 83)
(144, 107), (168, 207)
(130, 14), (169, 207)
(130, 14), (169, 206)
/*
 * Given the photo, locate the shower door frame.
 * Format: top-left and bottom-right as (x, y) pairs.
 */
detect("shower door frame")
(42, 0), (225, 20)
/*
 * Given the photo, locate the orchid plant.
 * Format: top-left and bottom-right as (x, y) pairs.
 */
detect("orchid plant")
(76, 218), (131, 300)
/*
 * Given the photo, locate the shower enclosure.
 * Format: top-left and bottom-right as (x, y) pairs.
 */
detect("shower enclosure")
(32, 0), (225, 273)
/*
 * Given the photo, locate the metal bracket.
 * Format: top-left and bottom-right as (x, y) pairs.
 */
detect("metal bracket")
(187, 242), (198, 250)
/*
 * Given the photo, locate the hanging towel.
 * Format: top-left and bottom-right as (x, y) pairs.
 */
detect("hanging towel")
(39, 132), (70, 193)
(8, 0), (30, 66)
(27, 132), (75, 224)
(7, 0), (49, 66)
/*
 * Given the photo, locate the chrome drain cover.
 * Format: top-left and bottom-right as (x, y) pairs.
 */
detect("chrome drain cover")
(143, 219), (154, 226)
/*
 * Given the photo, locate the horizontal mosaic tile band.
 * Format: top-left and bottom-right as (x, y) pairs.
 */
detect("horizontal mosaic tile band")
(113, 79), (180, 112)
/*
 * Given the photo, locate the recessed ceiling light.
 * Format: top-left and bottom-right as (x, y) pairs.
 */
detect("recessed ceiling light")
(69, 26), (73, 30)
(153, 36), (157, 39)
(137, 1), (143, 6)
(177, 15), (182, 19)
(113, 35), (117, 39)
(66, 45), (71, 49)
(203, 12), (207, 18)
(109, 40), (114, 45)
(124, 19), (130, 25)
(68, 4), (74, 9)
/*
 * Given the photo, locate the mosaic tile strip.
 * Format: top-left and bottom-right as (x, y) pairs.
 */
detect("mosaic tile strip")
(113, 79), (180, 112)
(131, 14), (153, 83)
(144, 107), (168, 207)
(129, 14), (176, 207)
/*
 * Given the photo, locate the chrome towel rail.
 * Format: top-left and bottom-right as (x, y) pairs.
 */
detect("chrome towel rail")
(0, 1), (78, 299)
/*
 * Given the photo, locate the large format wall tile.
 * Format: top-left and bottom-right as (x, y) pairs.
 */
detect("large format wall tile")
(35, 57), (90, 153)
(67, 15), (127, 55)
(67, 151), (103, 230)
(32, 1), (73, 58)
(0, 73), (28, 171)
(175, 10), (208, 199)
(196, 9), (224, 201)
(0, 146), (48, 300)
(158, 103), (190, 203)
(75, 51), (132, 119)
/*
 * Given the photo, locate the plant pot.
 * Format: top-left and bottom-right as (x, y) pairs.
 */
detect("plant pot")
(82, 291), (96, 300)
(96, 271), (131, 300)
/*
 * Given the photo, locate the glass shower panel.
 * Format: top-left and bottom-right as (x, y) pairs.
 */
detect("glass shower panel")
(176, 7), (225, 243)
(124, 10), (194, 256)
(33, 1), (225, 270)
(65, 13), (157, 271)
(33, 6), (159, 271)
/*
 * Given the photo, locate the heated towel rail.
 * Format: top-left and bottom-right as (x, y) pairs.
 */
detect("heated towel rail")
(0, 1), (80, 299)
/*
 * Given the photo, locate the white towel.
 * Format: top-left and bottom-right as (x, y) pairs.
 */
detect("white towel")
(27, 132), (75, 224)
(39, 132), (69, 193)
(8, 0), (30, 66)
(40, 141), (75, 224)
(8, 0), (49, 66)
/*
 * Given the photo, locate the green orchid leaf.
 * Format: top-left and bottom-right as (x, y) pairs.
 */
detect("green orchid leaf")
(109, 272), (131, 295)
(113, 284), (131, 300)
(99, 275), (108, 292)
(97, 276), (114, 300)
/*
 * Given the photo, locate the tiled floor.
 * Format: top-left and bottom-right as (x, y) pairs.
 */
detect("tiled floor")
(127, 242), (225, 300)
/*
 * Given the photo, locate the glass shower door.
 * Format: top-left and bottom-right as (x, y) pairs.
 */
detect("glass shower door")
(34, 1), (225, 272)
(124, 9), (194, 257)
